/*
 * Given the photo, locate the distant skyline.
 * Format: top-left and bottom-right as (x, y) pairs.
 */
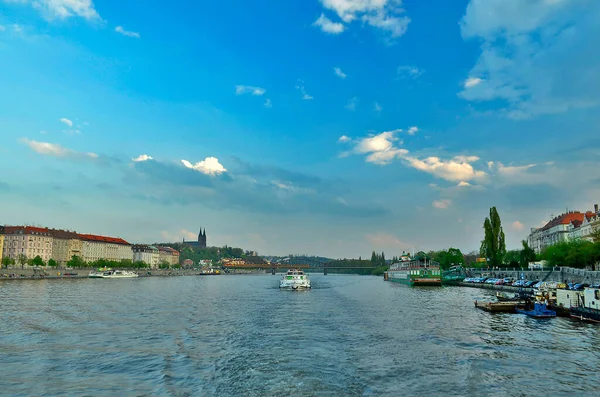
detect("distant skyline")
(1, 0), (600, 258)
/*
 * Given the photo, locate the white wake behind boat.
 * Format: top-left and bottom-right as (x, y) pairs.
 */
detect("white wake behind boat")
(88, 269), (139, 278)
(279, 269), (311, 290)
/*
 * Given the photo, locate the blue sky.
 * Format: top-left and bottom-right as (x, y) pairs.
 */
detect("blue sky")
(1, 0), (600, 258)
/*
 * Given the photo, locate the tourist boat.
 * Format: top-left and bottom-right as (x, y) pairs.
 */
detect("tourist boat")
(386, 254), (441, 286)
(442, 265), (466, 285)
(88, 269), (139, 278)
(279, 269), (311, 290)
(515, 302), (556, 318)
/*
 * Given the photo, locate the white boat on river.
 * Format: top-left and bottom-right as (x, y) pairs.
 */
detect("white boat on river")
(279, 269), (311, 290)
(88, 269), (139, 278)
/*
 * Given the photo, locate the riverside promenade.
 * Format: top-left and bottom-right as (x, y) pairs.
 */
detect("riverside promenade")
(0, 267), (208, 280)
(464, 266), (600, 285)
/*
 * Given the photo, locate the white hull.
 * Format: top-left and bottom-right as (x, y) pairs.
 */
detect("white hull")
(280, 269), (311, 290)
(89, 270), (138, 278)
(279, 282), (311, 290)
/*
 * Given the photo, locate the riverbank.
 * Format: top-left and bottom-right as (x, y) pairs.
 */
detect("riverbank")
(0, 267), (271, 280)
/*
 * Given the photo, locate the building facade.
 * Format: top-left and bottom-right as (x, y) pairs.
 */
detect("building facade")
(79, 234), (133, 263)
(49, 229), (82, 266)
(133, 244), (160, 268)
(1, 226), (54, 263)
(157, 246), (180, 266)
(528, 204), (599, 254)
(0, 226), (4, 261)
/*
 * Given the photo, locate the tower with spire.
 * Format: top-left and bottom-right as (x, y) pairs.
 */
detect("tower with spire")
(182, 227), (207, 249)
(198, 227), (207, 248)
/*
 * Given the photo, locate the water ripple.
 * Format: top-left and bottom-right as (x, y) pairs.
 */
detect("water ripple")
(1, 276), (599, 396)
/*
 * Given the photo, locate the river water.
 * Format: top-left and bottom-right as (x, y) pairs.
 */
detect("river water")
(1, 275), (599, 396)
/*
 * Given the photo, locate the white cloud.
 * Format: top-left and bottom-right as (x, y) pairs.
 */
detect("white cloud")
(318, 0), (410, 38)
(407, 126), (418, 135)
(457, 181), (471, 187)
(341, 129), (489, 182)
(59, 117), (73, 127)
(181, 157), (227, 176)
(512, 221), (525, 231)
(459, 0), (600, 118)
(374, 102), (382, 112)
(405, 155), (487, 182)
(344, 129), (407, 165)
(235, 85), (266, 96)
(313, 13), (345, 34)
(115, 26), (140, 38)
(345, 96), (358, 111)
(338, 135), (351, 143)
(20, 138), (97, 159)
(264, 98), (272, 108)
(334, 67), (347, 78)
(271, 181), (315, 195)
(295, 80), (313, 100)
(132, 154), (153, 162)
(464, 77), (483, 88)
(433, 199), (452, 209)
(397, 65), (424, 79)
(8, 0), (102, 21)
(366, 232), (409, 248)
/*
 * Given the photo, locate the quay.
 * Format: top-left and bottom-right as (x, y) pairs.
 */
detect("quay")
(0, 268), (220, 280)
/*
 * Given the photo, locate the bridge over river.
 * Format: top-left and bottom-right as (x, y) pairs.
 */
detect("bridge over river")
(224, 263), (378, 275)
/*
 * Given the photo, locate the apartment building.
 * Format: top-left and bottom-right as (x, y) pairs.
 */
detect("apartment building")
(79, 234), (133, 263)
(0, 226), (4, 261)
(133, 244), (160, 268)
(1, 226), (54, 262)
(49, 229), (82, 266)
(528, 204), (599, 253)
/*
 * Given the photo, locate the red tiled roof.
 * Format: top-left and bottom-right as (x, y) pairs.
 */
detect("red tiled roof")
(541, 212), (585, 231)
(78, 233), (130, 245)
(2, 226), (51, 235)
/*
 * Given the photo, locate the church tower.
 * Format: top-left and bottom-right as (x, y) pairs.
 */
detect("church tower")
(198, 227), (207, 248)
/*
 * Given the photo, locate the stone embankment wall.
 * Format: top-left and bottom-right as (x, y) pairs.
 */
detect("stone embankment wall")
(466, 267), (600, 284)
(0, 267), (209, 280)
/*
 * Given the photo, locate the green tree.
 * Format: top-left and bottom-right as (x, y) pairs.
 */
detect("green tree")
(589, 228), (600, 243)
(31, 255), (45, 267)
(17, 254), (27, 269)
(66, 255), (86, 268)
(480, 207), (506, 267)
(2, 256), (15, 268)
(542, 240), (600, 269)
(47, 259), (58, 267)
(519, 240), (536, 268)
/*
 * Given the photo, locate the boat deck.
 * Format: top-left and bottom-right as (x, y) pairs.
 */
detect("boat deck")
(474, 300), (526, 313)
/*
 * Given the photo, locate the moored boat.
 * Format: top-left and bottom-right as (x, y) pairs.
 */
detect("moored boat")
(280, 269), (311, 290)
(516, 302), (556, 318)
(88, 269), (138, 278)
(387, 254), (441, 286)
(496, 291), (523, 302)
(569, 287), (600, 323)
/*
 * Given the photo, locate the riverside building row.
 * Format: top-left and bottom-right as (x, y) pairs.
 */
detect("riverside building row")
(528, 203), (600, 254)
(0, 225), (179, 268)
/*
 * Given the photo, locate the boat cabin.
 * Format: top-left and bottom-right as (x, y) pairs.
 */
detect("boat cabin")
(581, 288), (600, 311)
(556, 289), (584, 309)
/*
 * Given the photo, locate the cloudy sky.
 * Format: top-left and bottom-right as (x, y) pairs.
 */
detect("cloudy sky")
(1, 0), (599, 258)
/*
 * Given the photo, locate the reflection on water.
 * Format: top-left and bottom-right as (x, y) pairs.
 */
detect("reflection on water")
(1, 275), (599, 396)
